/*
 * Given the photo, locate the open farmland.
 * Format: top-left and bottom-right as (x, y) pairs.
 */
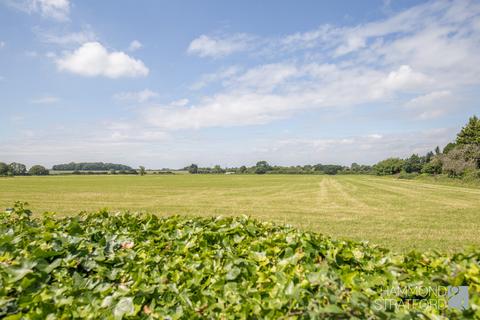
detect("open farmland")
(1, 174), (479, 251)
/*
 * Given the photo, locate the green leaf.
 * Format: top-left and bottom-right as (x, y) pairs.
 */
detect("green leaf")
(113, 297), (135, 320)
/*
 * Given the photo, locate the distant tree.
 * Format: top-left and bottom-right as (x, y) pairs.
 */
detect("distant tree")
(425, 151), (434, 163)
(421, 156), (442, 174)
(303, 165), (313, 172)
(443, 142), (456, 155)
(403, 154), (423, 173)
(373, 158), (405, 175)
(434, 146), (441, 155)
(139, 166), (146, 176)
(52, 162), (132, 171)
(188, 164), (198, 174)
(255, 161), (271, 174)
(0, 162), (8, 176)
(28, 165), (49, 176)
(238, 165), (247, 174)
(9, 162), (27, 176)
(351, 163), (360, 172)
(212, 165), (224, 174)
(456, 115), (480, 145)
(322, 165), (343, 175)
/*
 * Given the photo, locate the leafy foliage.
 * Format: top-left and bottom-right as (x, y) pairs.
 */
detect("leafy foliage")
(8, 163), (27, 176)
(373, 158), (405, 175)
(1, 203), (479, 319)
(28, 165), (49, 176)
(52, 162), (133, 171)
(456, 115), (480, 145)
(0, 162), (9, 176)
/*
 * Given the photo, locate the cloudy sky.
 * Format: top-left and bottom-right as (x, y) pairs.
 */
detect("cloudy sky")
(0, 0), (479, 168)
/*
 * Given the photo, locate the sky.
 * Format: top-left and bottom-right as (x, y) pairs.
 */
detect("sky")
(0, 0), (479, 169)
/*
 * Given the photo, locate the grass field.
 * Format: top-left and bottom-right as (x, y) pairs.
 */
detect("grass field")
(1, 174), (479, 251)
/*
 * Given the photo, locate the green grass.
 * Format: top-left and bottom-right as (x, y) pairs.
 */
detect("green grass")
(1, 174), (479, 251)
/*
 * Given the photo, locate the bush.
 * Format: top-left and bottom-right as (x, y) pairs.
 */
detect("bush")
(421, 156), (442, 174)
(397, 170), (418, 179)
(1, 204), (479, 318)
(373, 158), (405, 175)
(441, 144), (480, 177)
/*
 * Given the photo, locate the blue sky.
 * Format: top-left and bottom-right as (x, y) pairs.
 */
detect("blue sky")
(0, 0), (479, 169)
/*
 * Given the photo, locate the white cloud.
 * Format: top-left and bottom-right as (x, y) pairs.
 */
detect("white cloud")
(25, 50), (38, 57)
(6, 0), (70, 21)
(56, 42), (149, 78)
(231, 63), (300, 91)
(187, 33), (254, 58)
(29, 96), (60, 104)
(128, 40), (143, 51)
(259, 128), (455, 165)
(114, 89), (158, 103)
(144, 63), (432, 130)
(35, 26), (97, 46)
(0, 41), (5, 48)
(190, 66), (240, 90)
(404, 90), (454, 119)
(171, 1), (480, 130)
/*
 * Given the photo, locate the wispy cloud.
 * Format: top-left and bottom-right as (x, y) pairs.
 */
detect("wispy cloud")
(190, 66), (241, 90)
(256, 128), (456, 165)
(187, 33), (255, 58)
(113, 89), (158, 103)
(5, 0), (71, 21)
(29, 95), (60, 104)
(128, 40), (143, 52)
(170, 0), (480, 129)
(404, 90), (455, 119)
(144, 63), (431, 130)
(35, 25), (97, 46)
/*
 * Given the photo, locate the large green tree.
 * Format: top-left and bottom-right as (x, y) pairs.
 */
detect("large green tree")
(28, 165), (49, 176)
(9, 162), (27, 176)
(373, 158), (405, 175)
(0, 162), (9, 175)
(456, 115), (480, 145)
(255, 161), (271, 174)
(187, 164), (198, 174)
(403, 154), (424, 173)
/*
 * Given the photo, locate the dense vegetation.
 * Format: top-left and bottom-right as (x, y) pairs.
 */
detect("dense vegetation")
(184, 162), (358, 175)
(183, 115), (480, 179)
(52, 162), (133, 172)
(0, 203), (478, 319)
(373, 115), (480, 179)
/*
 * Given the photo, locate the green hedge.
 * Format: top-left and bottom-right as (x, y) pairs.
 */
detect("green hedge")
(1, 203), (479, 319)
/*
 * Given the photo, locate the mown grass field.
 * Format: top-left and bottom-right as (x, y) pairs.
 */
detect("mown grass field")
(1, 174), (479, 251)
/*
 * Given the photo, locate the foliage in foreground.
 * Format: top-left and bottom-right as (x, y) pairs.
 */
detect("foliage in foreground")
(1, 203), (479, 319)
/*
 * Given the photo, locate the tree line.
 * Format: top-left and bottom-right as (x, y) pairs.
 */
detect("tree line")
(52, 162), (133, 171)
(3, 116), (478, 179)
(184, 115), (480, 179)
(0, 162), (136, 176)
(184, 162), (370, 175)
(372, 115), (480, 179)
(0, 163), (49, 176)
